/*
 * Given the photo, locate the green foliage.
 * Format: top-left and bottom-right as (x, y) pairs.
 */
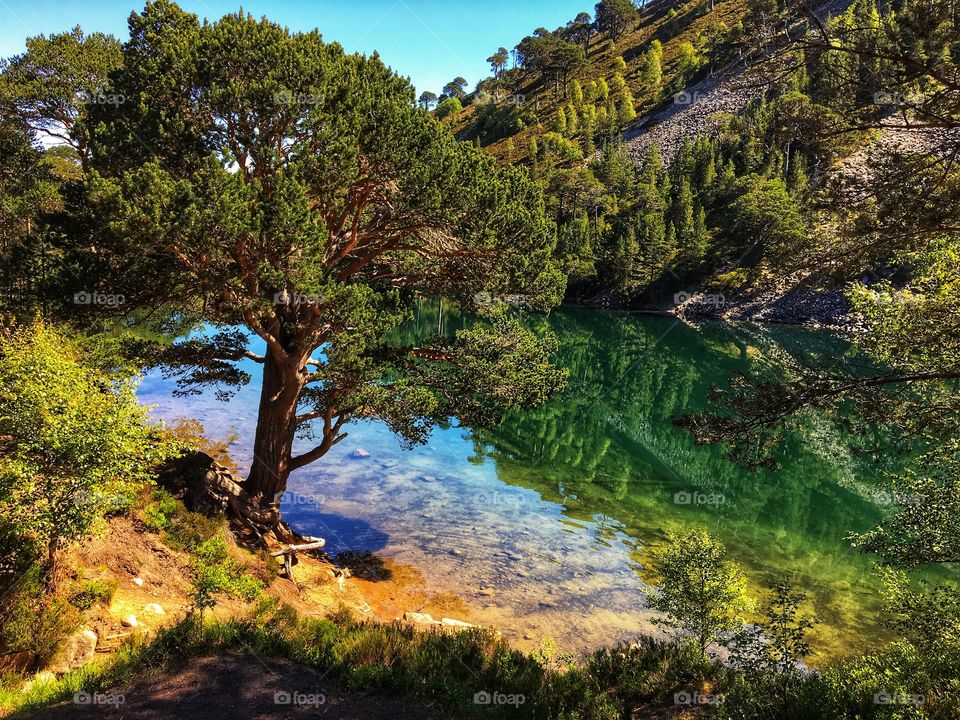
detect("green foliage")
(1, 564), (81, 663)
(649, 528), (753, 658)
(640, 40), (663, 94)
(0, 26), (121, 165)
(434, 96), (462, 121)
(6, 2), (567, 504)
(190, 536), (264, 614)
(728, 174), (806, 263)
(516, 33), (586, 96)
(594, 0), (638, 42)
(726, 583), (815, 718)
(0, 322), (176, 564)
(68, 578), (118, 610)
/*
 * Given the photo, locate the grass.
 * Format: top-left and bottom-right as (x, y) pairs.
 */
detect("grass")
(3, 598), (959, 719)
(0, 600), (714, 719)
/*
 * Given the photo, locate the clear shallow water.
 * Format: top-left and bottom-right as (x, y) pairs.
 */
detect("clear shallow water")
(137, 302), (946, 662)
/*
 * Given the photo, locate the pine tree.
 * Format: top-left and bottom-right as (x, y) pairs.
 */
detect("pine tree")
(610, 71), (627, 95)
(619, 86), (637, 125)
(566, 103), (580, 135)
(554, 106), (568, 134)
(570, 79), (584, 106)
(641, 40), (663, 95)
(529, 137), (540, 179)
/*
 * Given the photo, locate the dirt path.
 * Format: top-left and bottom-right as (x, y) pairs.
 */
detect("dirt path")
(17, 653), (456, 720)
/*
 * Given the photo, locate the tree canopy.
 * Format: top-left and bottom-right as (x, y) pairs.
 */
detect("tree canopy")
(3, 0), (567, 517)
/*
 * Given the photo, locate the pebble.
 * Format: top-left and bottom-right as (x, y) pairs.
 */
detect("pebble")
(132, 577), (143, 587)
(479, 587), (496, 597)
(144, 603), (165, 615)
(121, 614), (138, 628)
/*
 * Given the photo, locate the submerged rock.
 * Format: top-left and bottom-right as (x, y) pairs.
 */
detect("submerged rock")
(350, 448), (371, 459)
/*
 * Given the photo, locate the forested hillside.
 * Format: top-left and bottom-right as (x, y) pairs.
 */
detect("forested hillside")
(422, 0), (952, 317)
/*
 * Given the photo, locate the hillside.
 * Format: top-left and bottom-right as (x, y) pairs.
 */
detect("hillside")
(429, 0), (931, 323)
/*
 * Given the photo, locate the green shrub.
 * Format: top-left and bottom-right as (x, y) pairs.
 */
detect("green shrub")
(191, 536), (264, 609)
(142, 488), (221, 549)
(0, 565), (80, 665)
(68, 578), (118, 610)
(0, 322), (177, 564)
(435, 97), (462, 121)
(141, 488), (178, 532)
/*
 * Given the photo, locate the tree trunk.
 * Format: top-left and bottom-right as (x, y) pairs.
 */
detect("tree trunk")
(244, 351), (303, 505)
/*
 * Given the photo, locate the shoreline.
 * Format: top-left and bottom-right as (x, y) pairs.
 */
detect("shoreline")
(565, 277), (862, 332)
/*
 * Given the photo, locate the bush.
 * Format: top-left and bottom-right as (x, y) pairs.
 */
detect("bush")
(0, 322), (177, 564)
(191, 536), (264, 610)
(141, 487), (221, 549)
(141, 488), (179, 532)
(435, 97), (462, 121)
(68, 578), (118, 610)
(0, 565), (80, 665)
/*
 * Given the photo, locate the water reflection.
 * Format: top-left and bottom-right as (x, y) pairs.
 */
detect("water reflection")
(137, 303), (940, 661)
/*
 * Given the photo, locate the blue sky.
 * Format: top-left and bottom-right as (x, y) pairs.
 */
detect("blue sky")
(0, 0), (591, 96)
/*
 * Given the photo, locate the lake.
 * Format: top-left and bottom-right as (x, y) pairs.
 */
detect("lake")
(137, 301), (937, 664)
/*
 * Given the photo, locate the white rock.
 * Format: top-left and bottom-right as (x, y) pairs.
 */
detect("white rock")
(132, 577), (144, 587)
(47, 629), (98, 674)
(440, 618), (474, 628)
(350, 448), (371, 459)
(28, 671), (56, 688)
(121, 614), (138, 628)
(144, 603), (164, 615)
(403, 611), (437, 625)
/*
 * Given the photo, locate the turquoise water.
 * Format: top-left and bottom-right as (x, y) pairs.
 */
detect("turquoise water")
(137, 302), (935, 662)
